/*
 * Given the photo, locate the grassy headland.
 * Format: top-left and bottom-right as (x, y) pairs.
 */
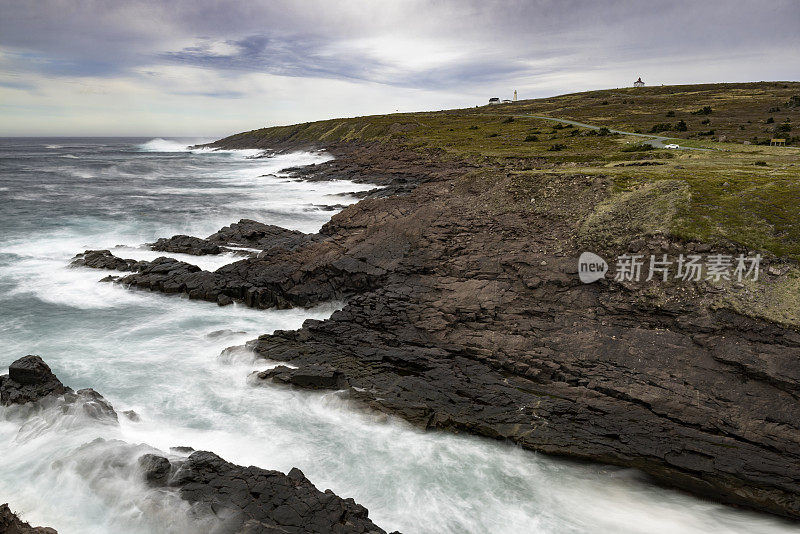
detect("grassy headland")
(214, 82), (800, 263)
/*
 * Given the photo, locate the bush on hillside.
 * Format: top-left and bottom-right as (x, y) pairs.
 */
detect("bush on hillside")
(649, 123), (672, 133)
(691, 106), (713, 115)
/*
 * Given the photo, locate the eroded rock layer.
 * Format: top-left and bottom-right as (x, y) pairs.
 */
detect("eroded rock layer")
(71, 142), (800, 519)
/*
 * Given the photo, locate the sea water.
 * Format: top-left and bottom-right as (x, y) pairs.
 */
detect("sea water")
(0, 138), (794, 533)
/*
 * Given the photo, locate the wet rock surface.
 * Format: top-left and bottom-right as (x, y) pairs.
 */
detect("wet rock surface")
(1, 356), (69, 406)
(207, 219), (315, 252)
(254, 365), (348, 390)
(70, 249), (140, 271)
(73, 142), (800, 519)
(141, 451), (393, 534)
(1, 356), (395, 533)
(151, 234), (221, 256)
(0, 504), (57, 534)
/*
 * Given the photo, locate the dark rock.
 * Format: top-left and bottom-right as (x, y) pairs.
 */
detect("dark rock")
(63, 388), (118, 423)
(1, 356), (69, 406)
(207, 219), (313, 252)
(0, 503), (57, 533)
(151, 235), (221, 256)
(122, 409), (141, 422)
(206, 329), (247, 339)
(256, 365), (348, 390)
(70, 250), (138, 271)
(146, 451), (391, 534)
(81, 141), (800, 519)
(138, 453), (172, 484)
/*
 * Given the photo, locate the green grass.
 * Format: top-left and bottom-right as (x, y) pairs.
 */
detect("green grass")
(212, 82), (800, 261)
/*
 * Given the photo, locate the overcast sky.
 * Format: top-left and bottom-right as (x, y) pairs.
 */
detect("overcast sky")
(1, 0), (798, 137)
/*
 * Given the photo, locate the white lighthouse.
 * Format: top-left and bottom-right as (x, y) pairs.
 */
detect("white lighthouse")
(513, 90), (518, 102)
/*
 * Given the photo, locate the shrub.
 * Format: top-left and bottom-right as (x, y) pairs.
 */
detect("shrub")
(777, 123), (792, 133)
(548, 143), (567, 151)
(701, 118), (710, 125)
(675, 120), (688, 131)
(569, 129), (580, 136)
(786, 95), (800, 108)
(598, 127), (611, 136)
(769, 106), (781, 112)
(553, 123), (566, 129)
(767, 117), (775, 124)
(601, 100), (609, 105)
(754, 161), (768, 166)
(691, 106), (713, 115)
(698, 129), (715, 136)
(502, 117), (514, 124)
(468, 125), (478, 130)
(524, 135), (538, 142)
(666, 111), (675, 117)
(487, 132), (500, 137)
(649, 123), (672, 133)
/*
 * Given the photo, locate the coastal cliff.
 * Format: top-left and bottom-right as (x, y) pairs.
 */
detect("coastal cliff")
(76, 82), (800, 520)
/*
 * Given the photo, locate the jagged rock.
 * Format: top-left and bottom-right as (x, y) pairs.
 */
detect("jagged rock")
(151, 235), (221, 256)
(0, 504), (57, 534)
(70, 250), (139, 271)
(78, 141), (800, 519)
(1, 356), (69, 406)
(207, 219), (313, 251)
(255, 365), (347, 390)
(142, 451), (393, 534)
(63, 388), (118, 423)
(138, 453), (172, 484)
(1, 356), (396, 533)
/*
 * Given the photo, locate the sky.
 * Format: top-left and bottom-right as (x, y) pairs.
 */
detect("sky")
(0, 0), (798, 137)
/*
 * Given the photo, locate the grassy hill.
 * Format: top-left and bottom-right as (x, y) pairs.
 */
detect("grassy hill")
(213, 82), (800, 265)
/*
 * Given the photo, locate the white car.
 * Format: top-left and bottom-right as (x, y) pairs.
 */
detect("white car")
(664, 143), (680, 149)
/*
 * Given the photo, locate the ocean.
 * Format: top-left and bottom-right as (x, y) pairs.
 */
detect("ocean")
(0, 138), (793, 533)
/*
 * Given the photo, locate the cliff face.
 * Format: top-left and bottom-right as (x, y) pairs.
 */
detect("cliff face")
(76, 140), (800, 520)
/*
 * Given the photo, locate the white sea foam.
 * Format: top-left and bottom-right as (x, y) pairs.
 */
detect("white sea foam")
(2, 139), (794, 534)
(138, 138), (264, 159)
(137, 138), (194, 153)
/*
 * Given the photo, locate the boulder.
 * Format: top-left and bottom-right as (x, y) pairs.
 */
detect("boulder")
(143, 451), (394, 534)
(256, 365), (348, 390)
(207, 219), (313, 251)
(1, 356), (69, 406)
(70, 250), (138, 271)
(151, 235), (221, 256)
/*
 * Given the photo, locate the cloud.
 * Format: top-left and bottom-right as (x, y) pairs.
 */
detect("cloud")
(0, 0), (798, 135)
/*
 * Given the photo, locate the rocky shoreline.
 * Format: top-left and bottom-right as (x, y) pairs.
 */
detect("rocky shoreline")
(0, 356), (395, 534)
(69, 141), (800, 521)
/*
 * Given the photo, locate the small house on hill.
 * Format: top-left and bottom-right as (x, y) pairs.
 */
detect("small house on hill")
(634, 77), (645, 87)
(489, 97), (500, 105)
